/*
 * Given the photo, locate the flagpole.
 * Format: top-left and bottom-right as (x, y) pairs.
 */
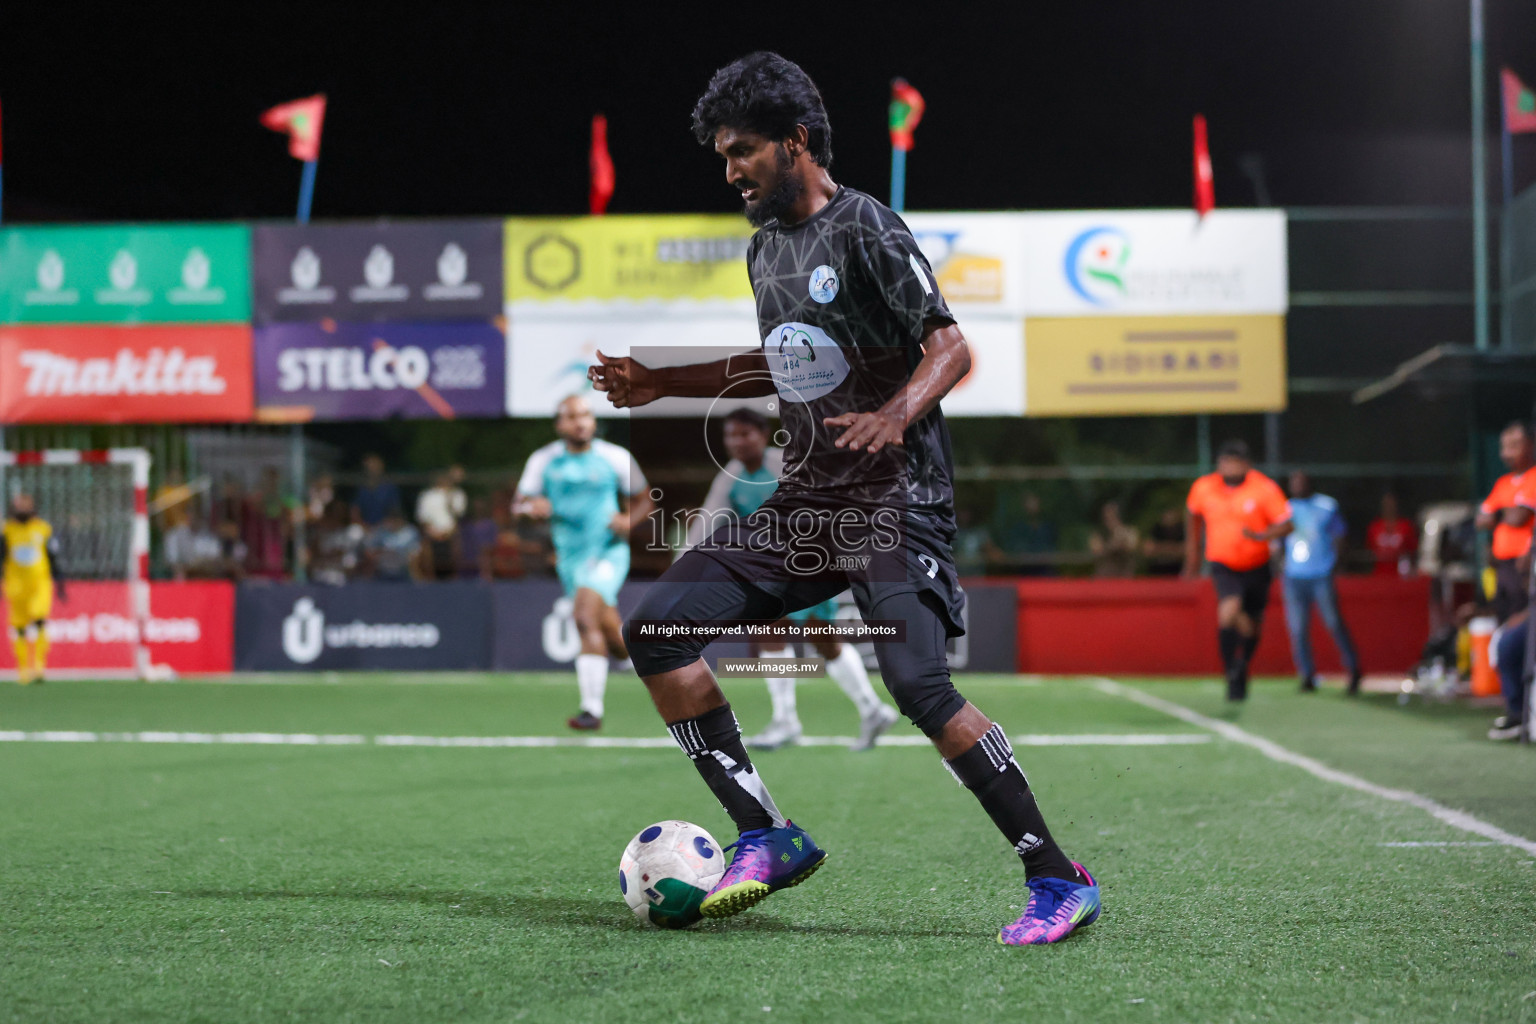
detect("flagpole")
(1472, 0), (1491, 352)
(297, 159), (318, 224)
(890, 147), (906, 214)
(1503, 74), (1515, 348)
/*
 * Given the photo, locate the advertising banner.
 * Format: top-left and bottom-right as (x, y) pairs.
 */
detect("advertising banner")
(0, 324), (254, 424)
(1020, 210), (1287, 317)
(254, 321), (506, 422)
(0, 224), (251, 324)
(505, 215), (755, 307)
(0, 581), (235, 675)
(234, 583), (493, 671)
(253, 220), (503, 323)
(905, 213), (1028, 316)
(1023, 314), (1287, 415)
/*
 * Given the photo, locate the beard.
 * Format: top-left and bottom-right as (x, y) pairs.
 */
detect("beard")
(743, 145), (804, 227)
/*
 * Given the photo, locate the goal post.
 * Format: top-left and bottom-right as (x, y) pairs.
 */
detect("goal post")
(0, 447), (169, 680)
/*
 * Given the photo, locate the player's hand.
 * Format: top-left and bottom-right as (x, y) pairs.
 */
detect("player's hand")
(514, 496), (552, 520)
(608, 512), (631, 537)
(1242, 527), (1263, 542)
(823, 411), (906, 454)
(588, 351), (661, 408)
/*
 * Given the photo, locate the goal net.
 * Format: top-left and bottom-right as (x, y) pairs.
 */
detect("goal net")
(0, 448), (168, 680)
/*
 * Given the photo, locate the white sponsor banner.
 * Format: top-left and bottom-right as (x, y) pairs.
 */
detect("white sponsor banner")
(904, 213), (1029, 316)
(1021, 210), (1287, 316)
(941, 319), (1025, 416)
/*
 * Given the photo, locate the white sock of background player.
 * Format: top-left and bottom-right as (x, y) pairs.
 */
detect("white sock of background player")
(575, 653), (608, 719)
(761, 646), (799, 728)
(826, 644), (885, 718)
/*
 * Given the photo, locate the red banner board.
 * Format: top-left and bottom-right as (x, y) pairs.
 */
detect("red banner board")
(0, 325), (254, 423)
(0, 581), (235, 675)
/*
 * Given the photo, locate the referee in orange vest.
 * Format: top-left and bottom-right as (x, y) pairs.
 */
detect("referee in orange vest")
(1476, 421), (1535, 623)
(1184, 440), (1293, 701)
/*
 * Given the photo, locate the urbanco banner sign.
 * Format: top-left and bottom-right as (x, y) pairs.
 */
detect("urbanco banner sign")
(0, 224), (251, 324)
(253, 221), (504, 323)
(234, 583), (493, 670)
(0, 324), (254, 424)
(254, 321), (506, 421)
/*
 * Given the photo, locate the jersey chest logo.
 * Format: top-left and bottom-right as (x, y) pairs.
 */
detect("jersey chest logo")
(808, 265), (839, 303)
(765, 322), (851, 402)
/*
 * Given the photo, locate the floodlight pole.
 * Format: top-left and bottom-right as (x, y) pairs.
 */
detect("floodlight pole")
(1472, 0), (1491, 351)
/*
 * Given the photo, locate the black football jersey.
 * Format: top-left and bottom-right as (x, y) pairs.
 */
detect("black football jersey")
(746, 187), (958, 522)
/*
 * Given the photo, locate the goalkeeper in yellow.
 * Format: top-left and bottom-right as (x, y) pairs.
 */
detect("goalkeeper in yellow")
(2, 494), (66, 685)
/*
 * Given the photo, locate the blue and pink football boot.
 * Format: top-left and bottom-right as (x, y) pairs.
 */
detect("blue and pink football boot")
(998, 861), (1101, 945)
(698, 820), (826, 918)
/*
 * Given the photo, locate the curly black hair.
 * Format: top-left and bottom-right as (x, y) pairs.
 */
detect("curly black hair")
(723, 406), (769, 433)
(691, 52), (833, 168)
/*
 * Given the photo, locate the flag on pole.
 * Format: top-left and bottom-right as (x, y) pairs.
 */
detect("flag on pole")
(260, 94), (327, 161)
(888, 79), (925, 152)
(589, 114), (615, 215)
(1503, 69), (1536, 134)
(1193, 114), (1215, 217)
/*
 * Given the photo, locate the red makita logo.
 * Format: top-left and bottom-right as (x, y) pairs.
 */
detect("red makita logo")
(18, 347), (228, 397)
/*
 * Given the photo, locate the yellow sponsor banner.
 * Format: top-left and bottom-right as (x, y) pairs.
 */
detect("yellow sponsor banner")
(1024, 314), (1286, 416)
(505, 216), (754, 304)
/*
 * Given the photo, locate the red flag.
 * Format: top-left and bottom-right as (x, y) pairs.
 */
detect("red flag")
(590, 114), (615, 215)
(1193, 114), (1215, 217)
(1503, 69), (1536, 135)
(260, 94), (326, 162)
(889, 79), (925, 152)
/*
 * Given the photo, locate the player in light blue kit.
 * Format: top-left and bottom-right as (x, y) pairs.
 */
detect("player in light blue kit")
(515, 395), (653, 729)
(1282, 470), (1362, 695)
(687, 408), (899, 751)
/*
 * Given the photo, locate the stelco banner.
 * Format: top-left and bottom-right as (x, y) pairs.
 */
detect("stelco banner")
(253, 220), (503, 323)
(0, 224), (251, 324)
(234, 583), (493, 671)
(254, 321), (506, 421)
(0, 324), (254, 423)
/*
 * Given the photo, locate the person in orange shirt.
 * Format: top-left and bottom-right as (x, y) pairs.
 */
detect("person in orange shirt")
(1184, 440), (1293, 701)
(1476, 421), (1535, 623)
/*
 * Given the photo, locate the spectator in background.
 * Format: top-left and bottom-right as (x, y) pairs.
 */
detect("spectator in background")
(213, 519), (248, 581)
(353, 454), (401, 528)
(1282, 471), (1362, 695)
(952, 506), (995, 577)
(1489, 611), (1530, 740)
(1476, 421), (1536, 622)
(416, 469), (467, 580)
(1143, 506), (1186, 577)
(309, 499), (364, 586)
(999, 491), (1058, 575)
(1366, 493), (1417, 576)
(458, 496), (500, 579)
(363, 506), (421, 582)
(1089, 500), (1139, 577)
(164, 499), (225, 581)
(154, 468), (192, 532)
(242, 467), (291, 579)
(306, 473), (336, 524)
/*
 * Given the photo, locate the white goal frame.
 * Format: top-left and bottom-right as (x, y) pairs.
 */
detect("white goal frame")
(0, 447), (164, 680)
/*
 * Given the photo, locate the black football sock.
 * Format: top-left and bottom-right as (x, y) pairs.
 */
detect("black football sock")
(1218, 627), (1240, 676)
(944, 724), (1079, 882)
(667, 703), (784, 835)
(1241, 632), (1259, 667)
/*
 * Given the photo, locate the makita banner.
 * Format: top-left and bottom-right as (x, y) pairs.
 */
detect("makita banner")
(253, 221), (503, 323)
(0, 224), (251, 324)
(234, 583), (493, 670)
(0, 581), (234, 675)
(0, 325), (254, 424)
(253, 321), (506, 421)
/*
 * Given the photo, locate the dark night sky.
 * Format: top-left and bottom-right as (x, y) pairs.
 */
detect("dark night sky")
(5, 1), (1536, 222)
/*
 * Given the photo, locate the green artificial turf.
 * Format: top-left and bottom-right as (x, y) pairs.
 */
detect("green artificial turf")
(2, 674), (1534, 1023)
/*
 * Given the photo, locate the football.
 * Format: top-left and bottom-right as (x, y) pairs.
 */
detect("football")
(618, 820), (726, 929)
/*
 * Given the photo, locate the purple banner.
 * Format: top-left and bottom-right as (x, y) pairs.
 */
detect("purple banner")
(254, 321), (506, 421)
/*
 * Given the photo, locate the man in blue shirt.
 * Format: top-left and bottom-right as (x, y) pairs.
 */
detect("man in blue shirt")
(1282, 471), (1362, 694)
(515, 395), (652, 730)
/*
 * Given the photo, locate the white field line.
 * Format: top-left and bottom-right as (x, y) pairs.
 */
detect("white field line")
(1378, 842), (1498, 848)
(1092, 677), (1536, 858)
(0, 730), (1210, 749)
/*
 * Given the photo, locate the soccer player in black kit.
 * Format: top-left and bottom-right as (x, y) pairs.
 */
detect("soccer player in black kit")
(588, 52), (1101, 945)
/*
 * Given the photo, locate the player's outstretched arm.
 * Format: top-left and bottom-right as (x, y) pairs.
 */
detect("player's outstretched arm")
(587, 350), (774, 408)
(825, 321), (970, 454)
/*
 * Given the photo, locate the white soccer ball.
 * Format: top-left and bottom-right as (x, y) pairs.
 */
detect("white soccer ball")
(618, 820), (725, 929)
